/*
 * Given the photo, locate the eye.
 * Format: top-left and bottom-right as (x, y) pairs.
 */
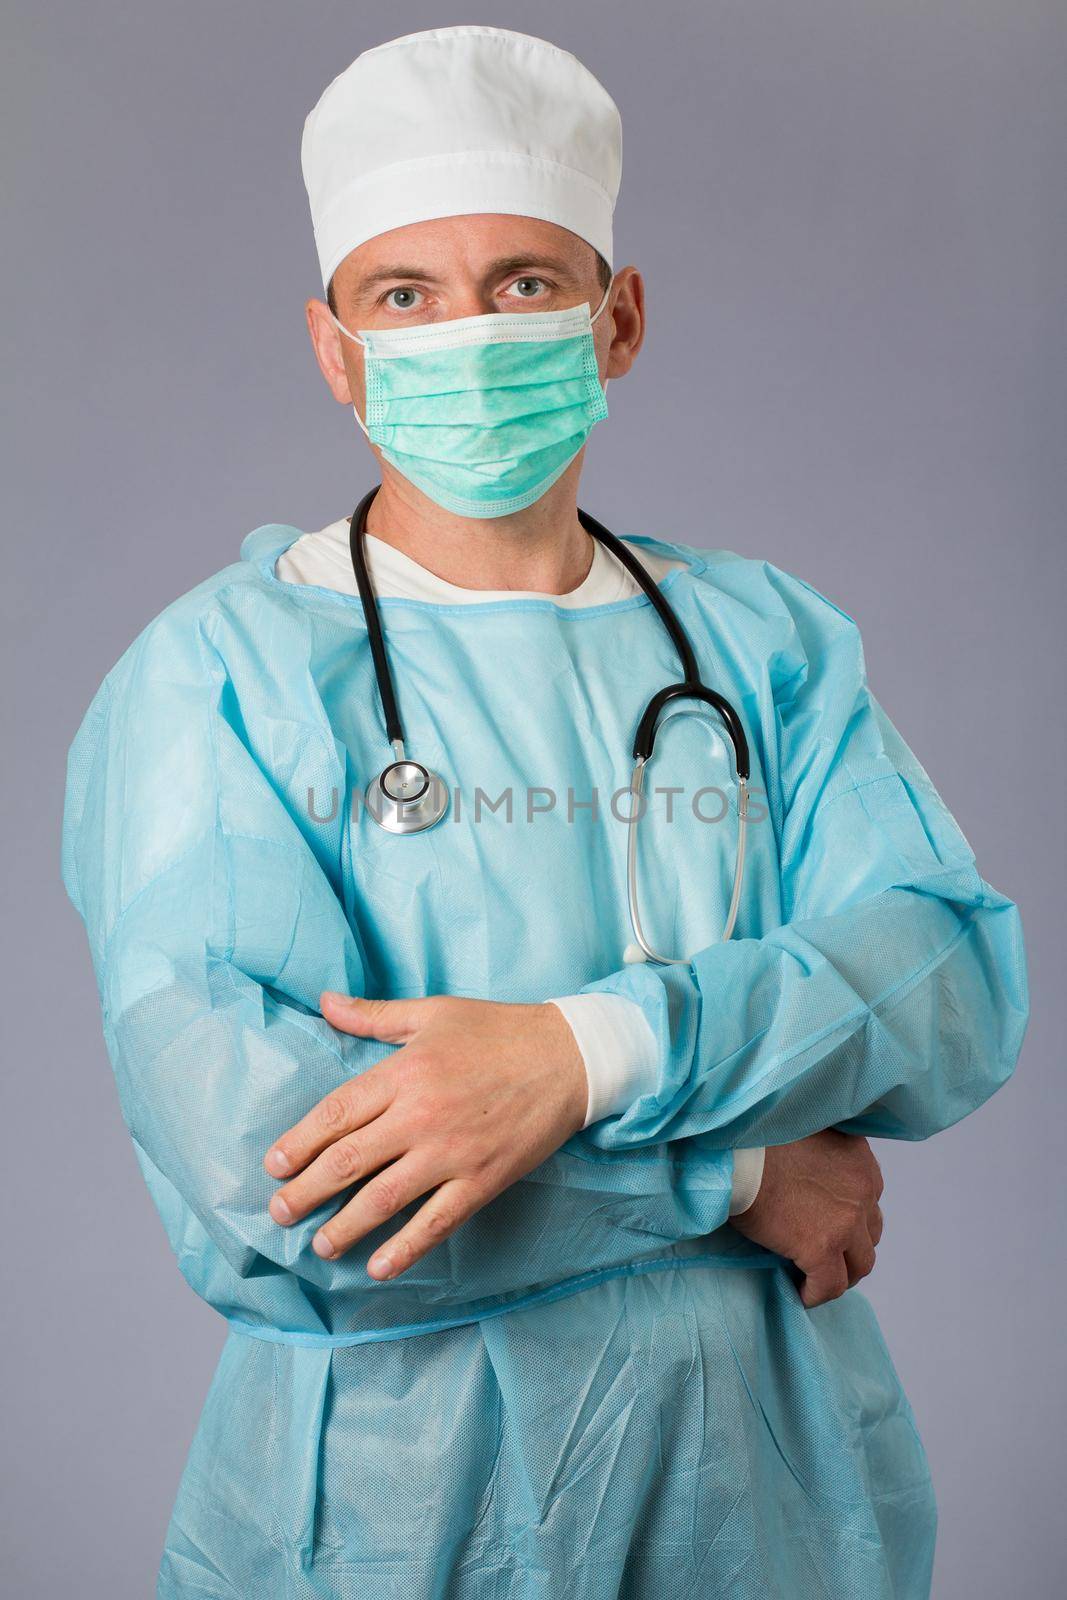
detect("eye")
(505, 276), (549, 302)
(383, 286), (423, 311)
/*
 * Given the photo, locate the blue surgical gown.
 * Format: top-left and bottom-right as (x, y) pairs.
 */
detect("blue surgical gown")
(61, 523), (1029, 1597)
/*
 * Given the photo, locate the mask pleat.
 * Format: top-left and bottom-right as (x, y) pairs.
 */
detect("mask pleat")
(385, 432), (589, 483)
(360, 319), (608, 517)
(379, 381), (592, 427)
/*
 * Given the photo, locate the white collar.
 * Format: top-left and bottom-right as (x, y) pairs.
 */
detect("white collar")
(274, 517), (682, 605)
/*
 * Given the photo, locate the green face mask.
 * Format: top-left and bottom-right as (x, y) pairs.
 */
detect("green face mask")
(331, 281), (612, 518)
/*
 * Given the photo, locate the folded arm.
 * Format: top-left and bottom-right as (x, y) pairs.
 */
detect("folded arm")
(61, 624), (749, 1326)
(566, 577), (1029, 1157)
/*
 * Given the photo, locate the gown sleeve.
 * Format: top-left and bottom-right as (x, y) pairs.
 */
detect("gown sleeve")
(572, 566), (1030, 1155)
(61, 597), (753, 1339)
(59, 611), (382, 1289)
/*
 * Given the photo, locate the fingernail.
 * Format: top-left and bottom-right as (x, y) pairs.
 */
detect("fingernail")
(312, 1231), (336, 1259)
(368, 1253), (394, 1279)
(265, 1149), (291, 1176)
(269, 1195), (293, 1224)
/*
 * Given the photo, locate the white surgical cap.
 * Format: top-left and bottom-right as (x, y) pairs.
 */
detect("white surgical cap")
(301, 25), (623, 292)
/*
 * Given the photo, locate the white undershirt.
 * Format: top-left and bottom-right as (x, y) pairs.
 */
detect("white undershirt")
(275, 518), (765, 1215)
(276, 516), (683, 603)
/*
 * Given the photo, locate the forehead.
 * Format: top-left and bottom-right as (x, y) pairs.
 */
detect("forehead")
(332, 214), (595, 295)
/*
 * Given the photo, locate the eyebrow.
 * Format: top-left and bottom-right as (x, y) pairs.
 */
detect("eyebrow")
(351, 253), (583, 293)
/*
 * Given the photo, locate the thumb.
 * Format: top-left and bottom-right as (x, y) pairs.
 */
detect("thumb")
(320, 991), (428, 1043)
(799, 1256), (849, 1310)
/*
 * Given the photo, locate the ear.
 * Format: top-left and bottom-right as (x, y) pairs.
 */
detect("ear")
(306, 296), (358, 405)
(602, 266), (645, 382)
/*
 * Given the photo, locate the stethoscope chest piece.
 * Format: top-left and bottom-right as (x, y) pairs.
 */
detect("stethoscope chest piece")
(365, 759), (449, 835)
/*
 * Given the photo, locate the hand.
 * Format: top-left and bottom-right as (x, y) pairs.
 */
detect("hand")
(263, 993), (589, 1279)
(730, 1130), (885, 1308)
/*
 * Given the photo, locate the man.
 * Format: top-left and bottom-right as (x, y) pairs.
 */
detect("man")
(62, 25), (1028, 1599)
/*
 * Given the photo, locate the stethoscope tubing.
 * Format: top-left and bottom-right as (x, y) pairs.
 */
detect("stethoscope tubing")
(350, 486), (405, 749)
(348, 484), (751, 959)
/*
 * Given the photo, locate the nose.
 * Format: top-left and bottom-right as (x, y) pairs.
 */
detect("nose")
(450, 287), (498, 319)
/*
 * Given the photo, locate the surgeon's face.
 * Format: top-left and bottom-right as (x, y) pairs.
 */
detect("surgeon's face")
(305, 212), (644, 422)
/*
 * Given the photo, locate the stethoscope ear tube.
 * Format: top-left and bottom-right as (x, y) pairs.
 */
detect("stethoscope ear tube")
(575, 506), (701, 683)
(350, 487), (405, 748)
(633, 682), (750, 781)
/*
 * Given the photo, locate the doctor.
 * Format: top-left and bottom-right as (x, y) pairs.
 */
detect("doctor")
(62, 25), (1028, 1599)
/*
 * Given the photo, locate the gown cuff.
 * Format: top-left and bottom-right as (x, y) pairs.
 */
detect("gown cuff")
(547, 994), (765, 1214)
(546, 993), (660, 1128)
(727, 1146), (767, 1215)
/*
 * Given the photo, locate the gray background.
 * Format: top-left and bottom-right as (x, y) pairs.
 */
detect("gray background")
(3, 2), (1064, 1594)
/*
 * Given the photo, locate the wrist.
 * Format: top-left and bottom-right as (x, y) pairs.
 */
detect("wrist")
(538, 1002), (590, 1136)
(729, 1147), (767, 1216)
(545, 993), (659, 1128)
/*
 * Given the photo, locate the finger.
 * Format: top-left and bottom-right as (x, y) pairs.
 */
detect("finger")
(264, 1068), (395, 1178)
(268, 1121), (405, 1226)
(320, 992), (432, 1043)
(800, 1257), (849, 1309)
(844, 1241), (877, 1288)
(868, 1202), (884, 1247)
(310, 1152), (439, 1261)
(366, 1178), (485, 1280)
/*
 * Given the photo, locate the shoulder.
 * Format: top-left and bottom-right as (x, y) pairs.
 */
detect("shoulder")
(63, 526), (306, 807)
(637, 533), (868, 699)
(59, 557), (236, 928)
(637, 532), (861, 636)
(89, 525), (305, 709)
(60, 526), (302, 923)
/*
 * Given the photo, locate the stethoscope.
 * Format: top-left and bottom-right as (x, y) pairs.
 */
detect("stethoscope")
(349, 484), (751, 964)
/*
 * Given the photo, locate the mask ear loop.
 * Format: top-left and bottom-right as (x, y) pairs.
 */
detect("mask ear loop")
(330, 309), (366, 347)
(589, 276), (614, 324)
(328, 311), (373, 437)
(589, 274), (614, 393)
